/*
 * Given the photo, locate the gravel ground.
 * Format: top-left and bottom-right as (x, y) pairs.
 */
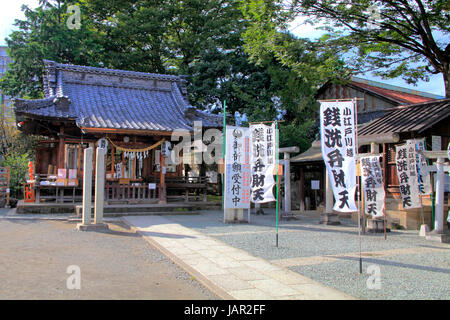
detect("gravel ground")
(0, 216), (219, 300)
(290, 251), (450, 300)
(168, 209), (450, 300)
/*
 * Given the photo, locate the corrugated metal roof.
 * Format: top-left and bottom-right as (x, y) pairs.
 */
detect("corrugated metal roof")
(15, 60), (222, 131)
(358, 98), (450, 136)
(351, 76), (443, 100)
(350, 81), (435, 105)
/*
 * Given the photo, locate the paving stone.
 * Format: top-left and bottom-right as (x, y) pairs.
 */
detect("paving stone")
(227, 267), (267, 281)
(228, 288), (275, 300)
(248, 279), (299, 297)
(208, 274), (254, 291)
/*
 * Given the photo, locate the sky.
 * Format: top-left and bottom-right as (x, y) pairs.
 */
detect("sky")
(0, 1), (40, 46)
(0, 1), (446, 97)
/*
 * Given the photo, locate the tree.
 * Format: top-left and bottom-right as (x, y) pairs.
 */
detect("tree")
(242, 0), (450, 97)
(2, 152), (30, 199)
(0, 0), (102, 98)
(241, 0), (347, 89)
(2, 0), (319, 153)
(188, 45), (279, 120)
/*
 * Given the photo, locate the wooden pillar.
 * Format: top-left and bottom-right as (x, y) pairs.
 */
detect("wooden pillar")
(299, 166), (305, 212)
(283, 154), (291, 213)
(159, 151), (167, 203)
(57, 126), (65, 169)
(382, 143), (388, 193)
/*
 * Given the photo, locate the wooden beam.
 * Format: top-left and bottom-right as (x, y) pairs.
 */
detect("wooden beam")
(57, 127), (65, 169)
(77, 143), (81, 178)
(299, 166), (305, 212)
(80, 127), (176, 136)
(111, 147), (115, 176)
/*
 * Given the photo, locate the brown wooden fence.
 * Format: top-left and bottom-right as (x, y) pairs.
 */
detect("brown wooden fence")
(105, 181), (159, 202)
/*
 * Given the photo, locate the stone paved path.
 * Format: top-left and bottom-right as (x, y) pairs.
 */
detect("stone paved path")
(123, 215), (355, 300)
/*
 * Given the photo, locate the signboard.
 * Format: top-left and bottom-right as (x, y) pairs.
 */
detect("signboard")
(98, 138), (108, 150)
(395, 143), (421, 209)
(360, 155), (385, 217)
(431, 136), (441, 151)
(412, 138), (432, 195)
(249, 123), (276, 203)
(311, 180), (320, 190)
(320, 101), (357, 212)
(224, 126), (251, 209)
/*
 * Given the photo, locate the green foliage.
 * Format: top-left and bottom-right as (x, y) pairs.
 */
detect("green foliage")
(241, 0), (450, 97)
(0, 113), (37, 199)
(279, 120), (315, 155)
(0, 0), (102, 98)
(2, 153), (30, 199)
(0, 103), (39, 160)
(188, 45), (279, 120)
(240, 1), (348, 90)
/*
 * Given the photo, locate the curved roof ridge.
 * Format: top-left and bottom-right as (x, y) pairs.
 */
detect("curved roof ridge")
(14, 96), (56, 111)
(43, 59), (180, 82)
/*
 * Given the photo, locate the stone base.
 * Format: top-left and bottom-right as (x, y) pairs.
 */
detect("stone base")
(319, 213), (340, 225)
(224, 208), (247, 223)
(280, 211), (299, 221)
(224, 219), (248, 224)
(253, 208), (265, 215)
(76, 223), (109, 231)
(419, 224), (430, 237)
(366, 218), (391, 233)
(425, 230), (450, 243)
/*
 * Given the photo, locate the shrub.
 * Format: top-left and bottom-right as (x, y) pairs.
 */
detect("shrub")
(2, 153), (30, 199)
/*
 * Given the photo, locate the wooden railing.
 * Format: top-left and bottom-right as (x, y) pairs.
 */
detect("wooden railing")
(25, 174), (208, 204)
(105, 181), (159, 203)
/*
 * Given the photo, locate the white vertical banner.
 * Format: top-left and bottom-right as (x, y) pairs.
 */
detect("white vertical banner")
(412, 138), (432, 195)
(224, 126), (251, 209)
(250, 123), (276, 203)
(360, 155), (385, 217)
(320, 101), (357, 212)
(395, 143), (421, 209)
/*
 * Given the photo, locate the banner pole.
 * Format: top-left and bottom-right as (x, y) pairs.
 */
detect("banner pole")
(354, 98), (363, 274)
(275, 120), (279, 248)
(222, 100), (226, 222)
